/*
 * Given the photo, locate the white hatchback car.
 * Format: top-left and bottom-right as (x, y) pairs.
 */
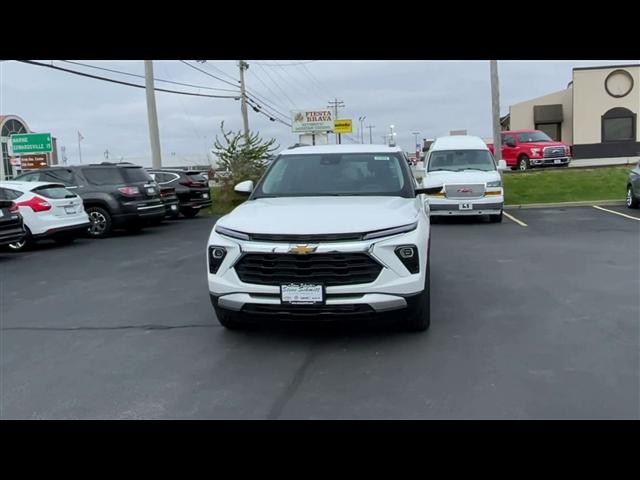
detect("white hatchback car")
(206, 145), (441, 332)
(422, 136), (506, 222)
(0, 181), (90, 251)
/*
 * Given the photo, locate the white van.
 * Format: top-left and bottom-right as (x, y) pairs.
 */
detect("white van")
(422, 135), (506, 222)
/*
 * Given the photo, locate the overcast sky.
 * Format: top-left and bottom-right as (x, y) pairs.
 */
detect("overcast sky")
(1, 60), (638, 166)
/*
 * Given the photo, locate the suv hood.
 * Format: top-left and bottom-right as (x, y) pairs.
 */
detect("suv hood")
(217, 196), (419, 235)
(423, 169), (500, 188)
(522, 141), (567, 148)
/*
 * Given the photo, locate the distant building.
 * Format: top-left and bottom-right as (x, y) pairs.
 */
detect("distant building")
(508, 63), (639, 159)
(0, 115), (59, 179)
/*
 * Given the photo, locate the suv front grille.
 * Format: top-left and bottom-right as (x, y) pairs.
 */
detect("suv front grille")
(234, 253), (382, 286)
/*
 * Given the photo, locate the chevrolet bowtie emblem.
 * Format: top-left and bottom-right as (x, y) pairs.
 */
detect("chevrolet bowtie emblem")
(289, 244), (318, 255)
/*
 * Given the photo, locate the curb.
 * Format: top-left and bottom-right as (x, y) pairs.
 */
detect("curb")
(505, 199), (626, 209)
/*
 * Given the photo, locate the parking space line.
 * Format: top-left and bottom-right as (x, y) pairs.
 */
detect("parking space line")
(503, 211), (528, 227)
(592, 205), (640, 221)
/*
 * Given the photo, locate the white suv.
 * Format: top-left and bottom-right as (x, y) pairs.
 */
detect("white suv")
(422, 135), (506, 222)
(206, 145), (440, 332)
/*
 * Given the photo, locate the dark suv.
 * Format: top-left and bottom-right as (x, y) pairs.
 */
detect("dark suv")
(14, 163), (165, 237)
(147, 169), (212, 218)
(0, 200), (25, 247)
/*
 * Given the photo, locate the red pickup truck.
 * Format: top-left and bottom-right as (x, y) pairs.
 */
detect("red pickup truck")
(487, 130), (572, 171)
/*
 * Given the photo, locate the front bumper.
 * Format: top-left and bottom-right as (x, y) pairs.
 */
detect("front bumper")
(531, 156), (571, 166)
(428, 196), (503, 216)
(207, 221), (430, 317)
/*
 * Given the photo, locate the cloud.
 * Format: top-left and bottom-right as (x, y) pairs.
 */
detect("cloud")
(2, 59), (637, 165)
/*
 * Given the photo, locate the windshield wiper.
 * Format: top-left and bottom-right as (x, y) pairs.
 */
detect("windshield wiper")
(428, 168), (457, 172)
(461, 168), (490, 171)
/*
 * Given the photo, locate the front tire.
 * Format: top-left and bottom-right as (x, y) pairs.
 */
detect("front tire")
(627, 185), (639, 209)
(86, 206), (112, 238)
(518, 155), (530, 171)
(181, 208), (200, 218)
(404, 262), (431, 332)
(214, 305), (243, 330)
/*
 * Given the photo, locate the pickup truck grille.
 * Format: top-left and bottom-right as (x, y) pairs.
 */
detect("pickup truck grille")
(544, 147), (567, 158)
(444, 184), (485, 199)
(234, 253), (382, 286)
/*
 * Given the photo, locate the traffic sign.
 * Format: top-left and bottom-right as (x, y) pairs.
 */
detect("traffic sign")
(9, 133), (53, 155)
(334, 119), (352, 134)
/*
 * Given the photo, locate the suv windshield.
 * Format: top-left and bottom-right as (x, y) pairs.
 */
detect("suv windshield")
(517, 131), (552, 143)
(428, 149), (496, 172)
(253, 153), (411, 198)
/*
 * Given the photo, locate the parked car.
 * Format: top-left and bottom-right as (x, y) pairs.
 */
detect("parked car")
(0, 198), (26, 248)
(487, 130), (572, 171)
(422, 135), (506, 222)
(0, 182), (90, 251)
(147, 169), (212, 218)
(14, 163), (165, 238)
(159, 186), (180, 218)
(627, 161), (640, 209)
(206, 144), (441, 332)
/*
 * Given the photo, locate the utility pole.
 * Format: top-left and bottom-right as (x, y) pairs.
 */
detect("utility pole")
(144, 60), (162, 169)
(412, 132), (420, 151)
(366, 125), (375, 144)
(328, 98), (345, 144)
(490, 60), (502, 162)
(239, 60), (250, 140)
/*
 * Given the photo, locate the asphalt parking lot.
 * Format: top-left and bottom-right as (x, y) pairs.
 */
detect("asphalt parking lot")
(1, 207), (638, 419)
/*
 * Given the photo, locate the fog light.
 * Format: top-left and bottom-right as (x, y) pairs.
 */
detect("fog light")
(395, 245), (419, 274)
(209, 246), (227, 273)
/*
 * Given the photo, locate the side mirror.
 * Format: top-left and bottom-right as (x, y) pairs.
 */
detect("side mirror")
(234, 180), (254, 196)
(497, 159), (508, 171)
(415, 186), (443, 196)
(505, 139), (516, 147)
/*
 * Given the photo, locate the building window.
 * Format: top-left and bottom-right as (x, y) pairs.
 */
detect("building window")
(1, 119), (27, 137)
(602, 107), (636, 142)
(535, 123), (561, 141)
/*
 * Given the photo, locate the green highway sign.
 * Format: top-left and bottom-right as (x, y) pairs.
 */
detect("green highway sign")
(9, 133), (53, 155)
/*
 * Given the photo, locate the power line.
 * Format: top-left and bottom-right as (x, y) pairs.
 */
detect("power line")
(59, 60), (239, 93)
(17, 60), (240, 99)
(245, 96), (292, 126)
(244, 69), (292, 115)
(298, 63), (334, 99)
(196, 61), (240, 83)
(265, 62), (322, 107)
(244, 89), (290, 119)
(179, 60), (240, 89)
(253, 61), (317, 66)
(253, 63), (298, 109)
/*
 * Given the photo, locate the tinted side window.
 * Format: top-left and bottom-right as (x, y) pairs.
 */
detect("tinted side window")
(16, 172), (42, 182)
(121, 167), (153, 183)
(40, 169), (75, 185)
(0, 188), (24, 200)
(82, 168), (125, 185)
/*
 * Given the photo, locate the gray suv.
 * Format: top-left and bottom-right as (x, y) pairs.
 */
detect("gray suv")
(627, 161), (640, 209)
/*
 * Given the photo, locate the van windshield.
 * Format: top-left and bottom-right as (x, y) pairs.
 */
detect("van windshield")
(427, 149), (496, 172)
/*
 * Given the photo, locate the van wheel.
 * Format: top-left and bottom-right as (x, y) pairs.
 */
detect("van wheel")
(86, 207), (112, 238)
(518, 155), (530, 171)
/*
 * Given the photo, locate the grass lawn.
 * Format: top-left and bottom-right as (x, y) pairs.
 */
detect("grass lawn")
(200, 166), (632, 216)
(503, 166), (630, 205)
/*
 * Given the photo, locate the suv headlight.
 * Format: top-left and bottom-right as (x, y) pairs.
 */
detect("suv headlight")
(486, 180), (502, 188)
(208, 246), (227, 273)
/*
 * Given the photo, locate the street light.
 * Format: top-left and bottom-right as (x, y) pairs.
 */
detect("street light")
(358, 116), (366, 143)
(412, 131), (420, 151)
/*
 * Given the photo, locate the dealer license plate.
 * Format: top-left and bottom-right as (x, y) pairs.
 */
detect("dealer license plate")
(280, 283), (324, 305)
